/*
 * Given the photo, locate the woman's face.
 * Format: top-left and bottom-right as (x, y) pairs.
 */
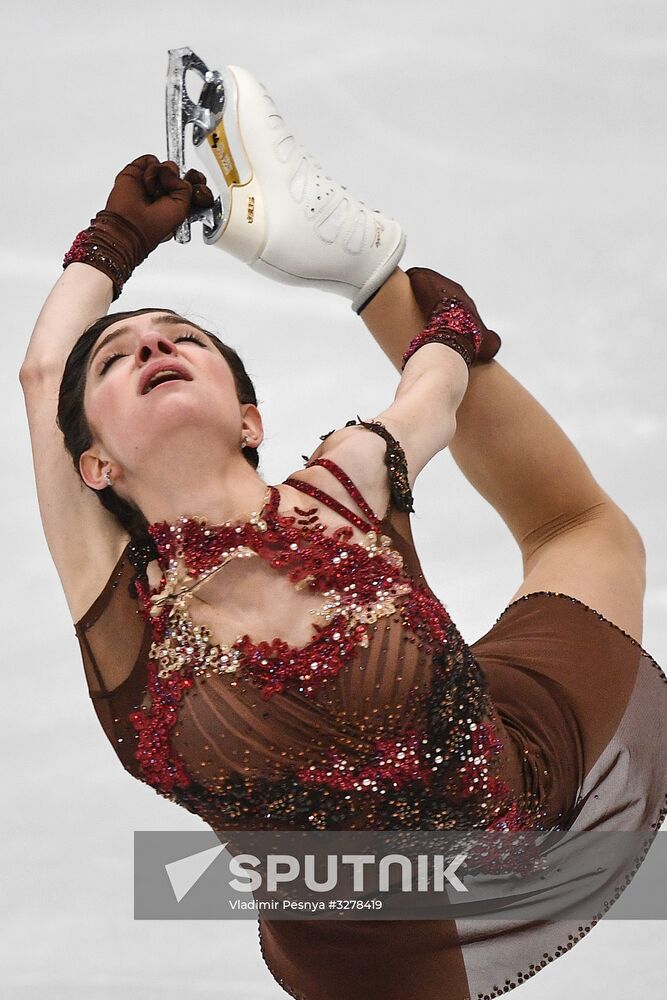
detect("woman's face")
(81, 311), (251, 484)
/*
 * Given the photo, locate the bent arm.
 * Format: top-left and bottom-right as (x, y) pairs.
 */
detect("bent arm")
(369, 342), (469, 485)
(20, 264), (130, 622)
(305, 335), (468, 521)
(20, 157), (214, 622)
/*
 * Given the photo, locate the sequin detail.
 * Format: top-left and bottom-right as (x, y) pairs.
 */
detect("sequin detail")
(284, 462), (379, 533)
(126, 463), (540, 832)
(294, 720), (529, 824)
(63, 211), (149, 300)
(352, 416), (415, 513)
(402, 295), (483, 369)
(476, 790), (667, 998)
(302, 416), (414, 514)
(63, 227), (126, 294)
(138, 484), (411, 697)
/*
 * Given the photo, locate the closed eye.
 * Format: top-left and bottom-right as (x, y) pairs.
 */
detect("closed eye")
(97, 331), (207, 376)
(98, 351), (125, 375)
(174, 332), (206, 347)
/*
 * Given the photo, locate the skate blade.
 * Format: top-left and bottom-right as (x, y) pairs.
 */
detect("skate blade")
(165, 47), (225, 243)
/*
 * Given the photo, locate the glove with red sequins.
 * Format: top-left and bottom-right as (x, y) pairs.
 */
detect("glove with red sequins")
(63, 154), (214, 299)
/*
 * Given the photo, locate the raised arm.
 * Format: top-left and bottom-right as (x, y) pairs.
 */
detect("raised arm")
(19, 156), (213, 622)
(301, 270), (474, 519)
(20, 265), (120, 620)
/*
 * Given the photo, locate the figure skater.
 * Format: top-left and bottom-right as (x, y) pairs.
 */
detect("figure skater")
(20, 64), (666, 1000)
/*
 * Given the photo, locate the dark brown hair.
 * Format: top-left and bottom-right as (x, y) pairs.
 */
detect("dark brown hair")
(57, 307), (260, 553)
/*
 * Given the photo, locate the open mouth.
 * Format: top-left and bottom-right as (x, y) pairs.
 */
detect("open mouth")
(141, 368), (193, 394)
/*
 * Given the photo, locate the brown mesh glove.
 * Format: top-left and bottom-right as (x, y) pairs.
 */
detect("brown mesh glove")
(63, 154), (214, 300)
(405, 266), (501, 365)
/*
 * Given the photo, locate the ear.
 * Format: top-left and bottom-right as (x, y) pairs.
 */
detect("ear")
(79, 447), (112, 492)
(241, 403), (264, 449)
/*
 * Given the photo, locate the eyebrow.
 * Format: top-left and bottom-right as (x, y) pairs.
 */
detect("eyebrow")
(88, 315), (205, 371)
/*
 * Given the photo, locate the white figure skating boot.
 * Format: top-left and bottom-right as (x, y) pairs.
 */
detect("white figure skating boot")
(166, 48), (406, 312)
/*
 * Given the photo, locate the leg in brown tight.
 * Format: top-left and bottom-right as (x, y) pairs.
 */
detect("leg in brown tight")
(361, 269), (646, 642)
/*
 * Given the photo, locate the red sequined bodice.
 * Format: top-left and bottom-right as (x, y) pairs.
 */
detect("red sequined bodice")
(77, 453), (538, 833)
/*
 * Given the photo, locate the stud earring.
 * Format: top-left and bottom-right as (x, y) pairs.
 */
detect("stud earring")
(241, 434), (249, 448)
(104, 469), (113, 487)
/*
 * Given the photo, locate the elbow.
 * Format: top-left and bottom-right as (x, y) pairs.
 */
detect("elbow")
(19, 361), (41, 389)
(18, 361), (34, 388)
(19, 354), (63, 385)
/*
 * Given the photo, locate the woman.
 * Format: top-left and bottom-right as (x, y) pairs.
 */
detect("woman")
(20, 65), (666, 1000)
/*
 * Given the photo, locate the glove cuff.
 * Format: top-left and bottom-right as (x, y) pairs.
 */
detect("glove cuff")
(405, 267), (502, 365)
(401, 297), (482, 370)
(63, 210), (150, 301)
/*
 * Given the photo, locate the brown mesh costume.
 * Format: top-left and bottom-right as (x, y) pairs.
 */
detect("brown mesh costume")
(74, 421), (667, 1000)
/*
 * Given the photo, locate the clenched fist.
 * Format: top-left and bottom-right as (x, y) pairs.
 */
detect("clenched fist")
(63, 154), (215, 299)
(105, 154), (214, 254)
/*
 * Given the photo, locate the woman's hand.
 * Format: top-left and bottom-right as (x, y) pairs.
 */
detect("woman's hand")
(105, 153), (214, 254)
(62, 154), (215, 299)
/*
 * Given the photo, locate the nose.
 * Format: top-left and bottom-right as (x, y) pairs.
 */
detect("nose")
(135, 330), (176, 364)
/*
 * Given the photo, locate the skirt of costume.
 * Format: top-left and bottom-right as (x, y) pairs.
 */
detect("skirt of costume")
(257, 590), (667, 1000)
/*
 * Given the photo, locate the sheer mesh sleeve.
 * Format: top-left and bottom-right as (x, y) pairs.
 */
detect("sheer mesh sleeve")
(74, 542), (152, 778)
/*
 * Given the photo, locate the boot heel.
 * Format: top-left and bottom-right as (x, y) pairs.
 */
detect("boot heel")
(197, 66), (268, 262)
